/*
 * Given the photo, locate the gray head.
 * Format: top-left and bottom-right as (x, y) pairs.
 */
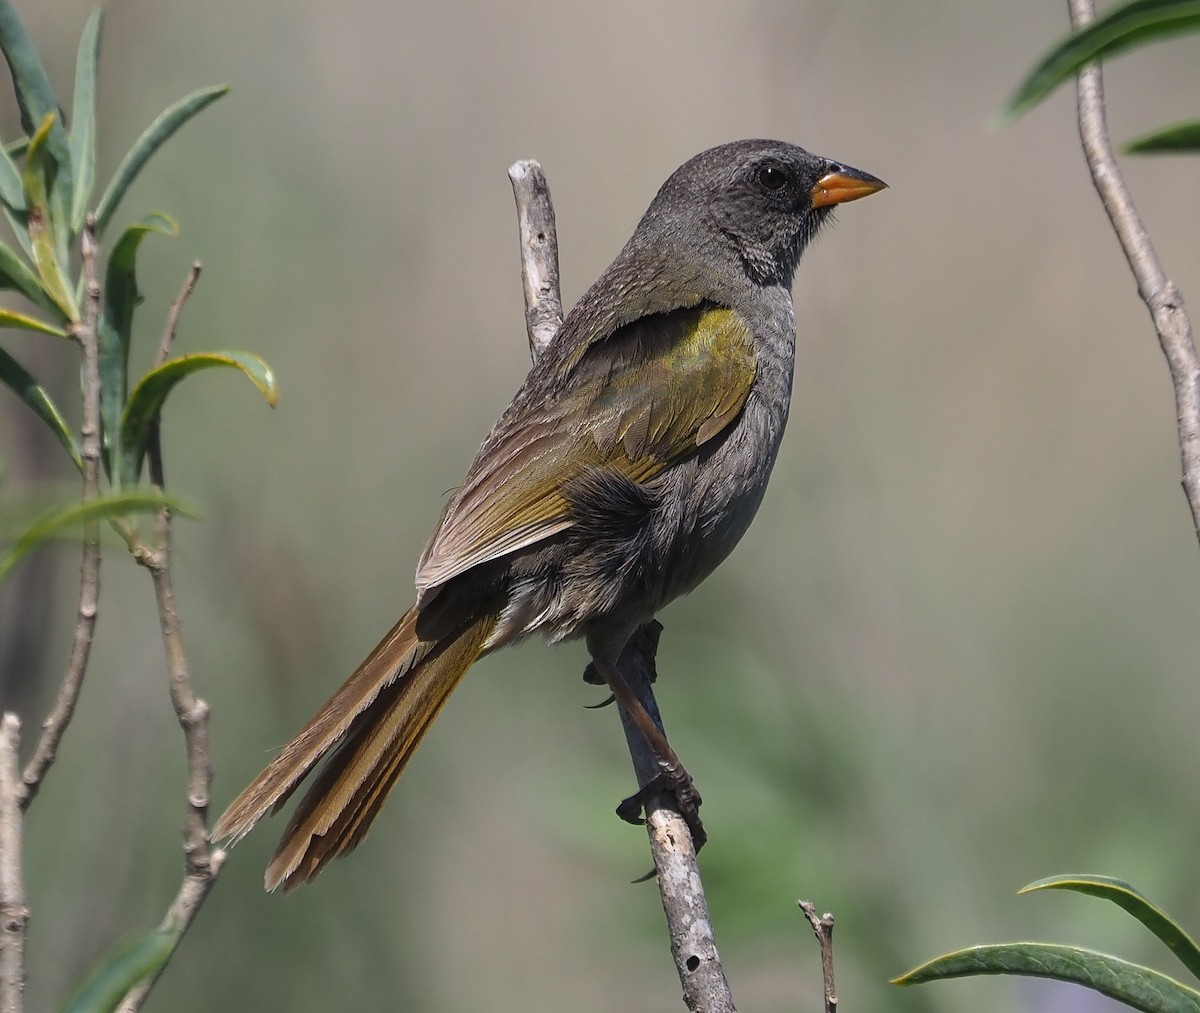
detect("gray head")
(638, 139), (886, 288)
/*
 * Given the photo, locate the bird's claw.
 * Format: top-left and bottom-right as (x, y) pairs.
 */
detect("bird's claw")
(615, 763), (706, 852)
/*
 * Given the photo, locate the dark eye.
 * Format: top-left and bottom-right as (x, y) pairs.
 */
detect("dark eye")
(756, 164), (790, 192)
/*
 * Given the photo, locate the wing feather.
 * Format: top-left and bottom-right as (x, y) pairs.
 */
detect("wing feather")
(415, 304), (756, 594)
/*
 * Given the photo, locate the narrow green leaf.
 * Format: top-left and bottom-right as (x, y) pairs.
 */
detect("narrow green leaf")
(0, 345), (81, 469)
(119, 350), (278, 487)
(59, 929), (174, 1013)
(0, 307), (66, 336)
(1125, 119), (1200, 153)
(1001, 0), (1200, 123)
(0, 1), (75, 261)
(2, 204), (32, 260)
(0, 237), (62, 316)
(1021, 875), (1200, 981)
(0, 0), (73, 207)
(97, 212), (178, 483)
(93, 85), (229, 235)
(894, 942), (1200, 1012)
(22, 112), (78, 321)
(0, 134), (23, 210)
(69, 8), (102, 234)
(0, 490), (196, 582)
(0, 1), (67, 137)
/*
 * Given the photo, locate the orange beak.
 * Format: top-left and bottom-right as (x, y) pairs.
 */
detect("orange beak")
(811, 164), (888, 208)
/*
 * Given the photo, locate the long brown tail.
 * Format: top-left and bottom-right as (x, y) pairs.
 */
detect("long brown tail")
(212, 606), (495, 892)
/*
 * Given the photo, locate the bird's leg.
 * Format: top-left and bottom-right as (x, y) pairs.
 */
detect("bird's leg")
(589, 623), (706, 851)
(581, 621), (659, 705)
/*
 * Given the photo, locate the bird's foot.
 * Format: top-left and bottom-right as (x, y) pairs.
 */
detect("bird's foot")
(616, 760), (706, 852)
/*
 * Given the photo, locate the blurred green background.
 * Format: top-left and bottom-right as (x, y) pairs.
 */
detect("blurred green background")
(2, 1), (1200, 1010)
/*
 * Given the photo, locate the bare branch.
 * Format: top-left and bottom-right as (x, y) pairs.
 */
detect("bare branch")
(1068, 0), (1200, 547)
(156, 261), (202, 369)
(18, 218), (105, 809)
(119, 264), (222, 1011)
(799, 900), (838, 1013)
(509, 161), (736, 1012)
(146, 261), (202, 489)
(0, 714), (27, 1013)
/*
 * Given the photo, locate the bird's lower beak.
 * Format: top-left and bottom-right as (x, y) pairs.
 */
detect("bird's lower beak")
(811, 164), (888, 208)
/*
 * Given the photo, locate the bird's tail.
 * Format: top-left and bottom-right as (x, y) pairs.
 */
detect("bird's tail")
(212, 605), (495, 891)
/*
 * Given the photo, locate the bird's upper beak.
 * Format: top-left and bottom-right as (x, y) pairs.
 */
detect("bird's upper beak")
(810, 163), (888, 208)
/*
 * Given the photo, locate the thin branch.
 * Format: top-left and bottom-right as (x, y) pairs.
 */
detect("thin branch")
(508, 160), (736, 1013)
(1068, 0), (1200, 547)
(17, 219), (104, 809)
(799, 900), (838, 1013)
(0, 714), (27, 1013)
(156, 261), (202, 370)
(118, 264), (222, 1012)
(146, 261), (201, 489)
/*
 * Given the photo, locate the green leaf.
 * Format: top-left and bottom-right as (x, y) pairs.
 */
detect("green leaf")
(1125, 119), (1200, 153)
(22, 112), (78, 321)
(0, 489), (196, 582)
(97, 212), (178, 483)
(69, 8), (102, 234)
(0, 307), (66, 336)
(93, 85), (229, 235)
(0, 237), (62, 316)
(58, 927), (176, 1013)
(1021, 875), (1200, 981)
(0, 133), (24, 210)
(894, 942), (1200, 1012)
(119, 351), (278, 487)
(2, 204), (32, 260)
(0, 0), (74, 242)
(1002, 0), (1200, 123)
(0, 345), (81, 469)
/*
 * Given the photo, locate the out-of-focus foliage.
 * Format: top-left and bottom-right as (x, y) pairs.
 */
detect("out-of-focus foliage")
(898, 876), (1200, 1011)
(1004, 0), (1200, 152)
(0, 2), (274, 573)
(0, 1), (275, 1004)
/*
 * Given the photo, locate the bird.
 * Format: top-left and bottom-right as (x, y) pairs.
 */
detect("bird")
(213, 139), (886, 891)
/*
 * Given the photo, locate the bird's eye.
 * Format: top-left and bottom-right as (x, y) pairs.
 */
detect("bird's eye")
(756, 164), (789, 192)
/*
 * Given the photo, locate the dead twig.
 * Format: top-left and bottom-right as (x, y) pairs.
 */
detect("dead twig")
(799, 900), (838, 1013)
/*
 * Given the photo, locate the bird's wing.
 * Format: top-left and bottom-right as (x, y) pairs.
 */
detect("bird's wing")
(414, 304), (756, 594)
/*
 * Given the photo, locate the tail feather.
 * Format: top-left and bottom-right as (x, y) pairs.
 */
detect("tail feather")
(212, 606), (495, 891)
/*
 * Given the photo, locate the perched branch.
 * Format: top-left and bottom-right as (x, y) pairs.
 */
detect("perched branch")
(17, 219), (105, 809)
(508, 160), (736, 1013)
(799, 900), (838, 1013)
(1068, 0), (1200, 547)
(615, 627), (736, 1013)
(0, 714), (27, 1013)
(118, 264), (222, 1012)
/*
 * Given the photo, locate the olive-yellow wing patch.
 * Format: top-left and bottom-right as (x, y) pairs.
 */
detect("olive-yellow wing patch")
(415, 305), (755, 595)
